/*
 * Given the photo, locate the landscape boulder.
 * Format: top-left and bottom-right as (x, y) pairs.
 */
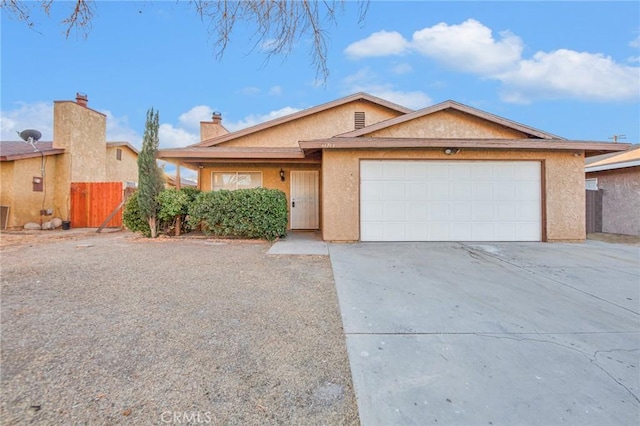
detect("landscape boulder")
(23, 222), (41, 230)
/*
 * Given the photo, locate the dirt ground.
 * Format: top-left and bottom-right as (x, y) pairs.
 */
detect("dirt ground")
(0, 230), (359, 425)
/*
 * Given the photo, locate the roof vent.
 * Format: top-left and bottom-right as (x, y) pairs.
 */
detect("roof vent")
(354, 112), (365, 130)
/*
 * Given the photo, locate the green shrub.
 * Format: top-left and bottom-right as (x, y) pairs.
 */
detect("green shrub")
(124, 187), (202, 237)
(123, 191), (151, 237)
(189, 187), (287, 241)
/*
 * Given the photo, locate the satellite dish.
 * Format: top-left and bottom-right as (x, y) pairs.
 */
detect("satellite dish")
(19, 129), (42, 143)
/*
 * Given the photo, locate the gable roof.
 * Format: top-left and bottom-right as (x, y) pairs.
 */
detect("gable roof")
(0, 141), (65, 161)
(338, 100), (564, 140)
(194, 92), (413, 147)
(585, 144), (640, 172)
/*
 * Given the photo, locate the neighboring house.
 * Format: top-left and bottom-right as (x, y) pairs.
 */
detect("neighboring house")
(164, 173), (197, 189)
(0, 93), (138, 230)
(585, 145), (640, 236)
(158, 92), (627, 242)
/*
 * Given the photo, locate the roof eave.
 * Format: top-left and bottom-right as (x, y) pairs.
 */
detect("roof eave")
(0, 149), (65, 162)
(299, 137), (629, 156)
(585, 160), (640, 173)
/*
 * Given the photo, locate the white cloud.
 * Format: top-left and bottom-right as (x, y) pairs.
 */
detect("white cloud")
(269, 85), (283, 96)
(178, 105), (214, 130)
(412, 19), (523, 74)
(391, 63), (413, 75)
(496, 49), (640, 103)
(224, 106), (301, 132)
(344, 19), (640, 103)
(629, 56), (640, 63)
(1, 102), (53, 141)
(101, 110), (142, 147)
(158, 123), (199, 148)
(345, 30), (410, 59)
(239, 86), (261, 96)
(342, 68), (431, 110)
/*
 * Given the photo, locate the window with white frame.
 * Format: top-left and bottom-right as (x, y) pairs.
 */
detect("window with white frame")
(212, 172), (262, 191)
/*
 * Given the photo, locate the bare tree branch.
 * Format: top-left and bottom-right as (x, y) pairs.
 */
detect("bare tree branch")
(2, 0), (369, 82)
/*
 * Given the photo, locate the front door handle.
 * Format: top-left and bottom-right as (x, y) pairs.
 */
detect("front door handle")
(292, 201), (295, 208)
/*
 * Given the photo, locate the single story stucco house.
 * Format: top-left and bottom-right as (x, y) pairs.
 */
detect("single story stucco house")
(158, 92), (627, 242)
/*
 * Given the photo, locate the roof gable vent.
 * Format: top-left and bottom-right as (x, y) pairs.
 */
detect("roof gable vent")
(354, 112), (365, 130)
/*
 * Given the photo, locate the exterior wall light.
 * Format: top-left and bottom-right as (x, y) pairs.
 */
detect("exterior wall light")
(280, 168), (285, 182)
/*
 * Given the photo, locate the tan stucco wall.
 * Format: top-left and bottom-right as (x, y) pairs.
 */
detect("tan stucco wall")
(586, 167), (640, 236)
(201, 122), (229, 141)
(0, 156), (60, 228)
(53, 101), (108, 182)
(322, 149), (585, 242)
(106, 146), (139, 184)
(369, 109), (528, 139)
(221, 101), (404, 148)
(199, 163), (322, 229)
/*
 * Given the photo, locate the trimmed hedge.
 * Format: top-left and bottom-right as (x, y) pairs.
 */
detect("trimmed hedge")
(189, 187), (287, 241)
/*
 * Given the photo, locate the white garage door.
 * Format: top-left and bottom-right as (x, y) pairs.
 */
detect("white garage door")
(360, 160), (541, 242)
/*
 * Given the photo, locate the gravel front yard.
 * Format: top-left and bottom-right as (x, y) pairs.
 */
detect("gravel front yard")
(1, 231), (359, 425)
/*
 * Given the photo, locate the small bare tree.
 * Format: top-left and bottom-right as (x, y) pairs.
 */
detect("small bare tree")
(1, 0), (369, 81)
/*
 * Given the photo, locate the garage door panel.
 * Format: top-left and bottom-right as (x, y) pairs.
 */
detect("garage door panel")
(427, 164), (450, 180)
(517, 182), (541, 201)
(428, 204), (451, 221)
(452, 203), (473, 221)
(384, 203), (405, 221)
(361, 222), (383, 241)
(361, 162), (383, 180)
(472, 204), (494, 221)
(361, 181), (383, 201)
(406, 182), (428, 199)
(382, 162), (406, 180)
(383, 223), (405, 240)
(516, 203), (540, 221)
(383, 182), (405, 200)
(360, 160), (541, 242)
(452, 182), (472, 200)
(361, 202), (383, 221)
(494, 182), (517, 201)
(516, 162), (541, 179)
(472, 183), (494, 200)
(407, 203), (428, 221)
(429, 183), (450, 200)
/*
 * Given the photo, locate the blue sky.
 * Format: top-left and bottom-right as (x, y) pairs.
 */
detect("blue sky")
(2, 1), (639, 153)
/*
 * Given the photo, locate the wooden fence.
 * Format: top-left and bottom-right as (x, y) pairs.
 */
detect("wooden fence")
(70, 182), (124, 228)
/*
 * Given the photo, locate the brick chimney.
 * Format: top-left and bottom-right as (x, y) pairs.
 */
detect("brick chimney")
(200, 111), (229, 141)
(75, 92), (88, 107)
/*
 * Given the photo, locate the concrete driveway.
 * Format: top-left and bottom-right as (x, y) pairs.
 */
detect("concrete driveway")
(329, 241), (640, 425)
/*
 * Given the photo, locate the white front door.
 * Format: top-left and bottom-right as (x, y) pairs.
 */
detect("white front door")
(290, 170), (319, 229)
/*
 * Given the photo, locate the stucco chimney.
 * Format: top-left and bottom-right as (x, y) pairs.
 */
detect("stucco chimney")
(200, 111), (229, 141)
(76, 92), (88, 107)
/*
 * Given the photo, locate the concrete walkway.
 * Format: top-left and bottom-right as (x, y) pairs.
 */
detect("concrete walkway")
(329, 241), (640, 426)
(267, 231), (328, 255)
